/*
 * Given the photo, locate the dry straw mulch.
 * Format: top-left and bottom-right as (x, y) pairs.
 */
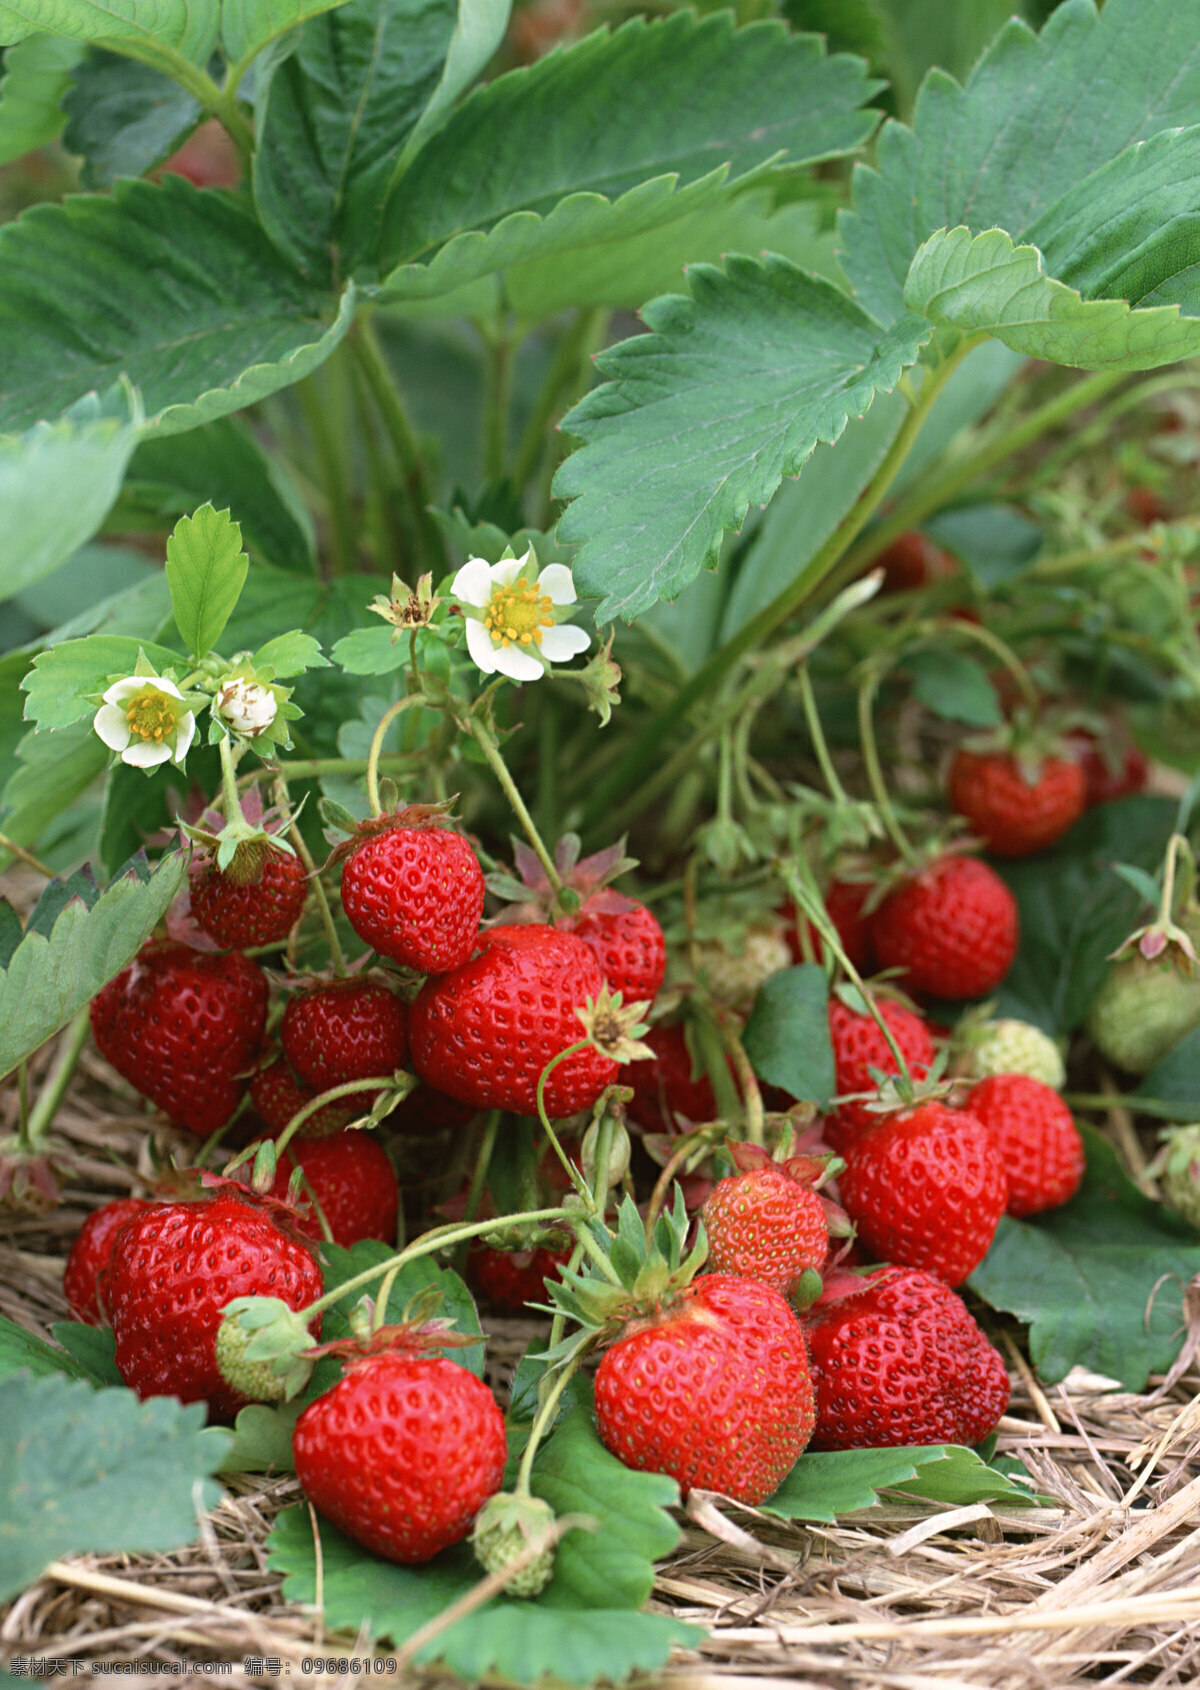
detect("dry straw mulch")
(4, 1028), (1200, 1689)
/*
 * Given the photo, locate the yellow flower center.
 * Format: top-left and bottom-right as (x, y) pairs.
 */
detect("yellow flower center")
(483, 581), (556, 648)
(124, 690), (178, 743)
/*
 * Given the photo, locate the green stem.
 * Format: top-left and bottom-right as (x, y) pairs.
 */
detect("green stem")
(856, 670), (917, 867)
(453, 1112), (501, 1274)
(16, 1062), (29, 1150)
(125, 43), (254, 167)
(512, 310), (600, 490)
(1064, 1093), (1186, 1120)
(350, 320), (444, 571)
(0, 832), (54, 878)
(579, 341), (979, 832)
(535, 1043), (596, 1206)
(273, 1077), (400, 1158)
(470, 714), (564, 899)
(710, 1007), (764, 1146)
(286, 812), (346, 978)
(517, 1350), (591, 1495)
(271, 756), (420, 781)
(218, 736), (247, 825)
(797, 665), (851, 805)
(299, 371), (356, 574)
(920, 616), (1040, 714)
(25, 1010), (90, 1149)
(366, 696), (425, 816)
(484, 332), (513, 483)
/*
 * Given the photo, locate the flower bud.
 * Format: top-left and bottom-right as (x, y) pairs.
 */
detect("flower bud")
(216, 677), (278, 738)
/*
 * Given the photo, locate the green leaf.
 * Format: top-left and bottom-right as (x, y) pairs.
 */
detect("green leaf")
(741, 964), (834, 1106)
(923, 500), (1043, 590)
(394, 0), (510, 169)
(0, 405), (142, 602)
(0, 850), (187, 1080)
(905, 225), (1200, 372)
(1135, 1027), (1200, 1120)
(222, 0), (358, 63)
(0, 724), (108, 867)
(124, 417), (316, 574)
(994, 796), (1177, 1036)
(905, 647), (1002, 727)
(23, 633), (185, 729)
(12, 542), (156, 634)
(252, 0), (462, 281)
(0, 35), (82, 164)
(253, 630), (328, 675)
(840, 0), (1200, 330)
(49, 1321), (122, 1386)
(556, 255), (930, 623)
(376, 14), (880, 301)
(0, 1315), (97, 1382)
(0, 1372), (229, 1604)
(330, 624), (410, 675)
(61, 47), (199, 187)
(970, 1124), (1200, 1391)
(0, 176), (355, 436)
(0, 0), (218, 62)
(220, 1401), (302, 1473)
(164, 504), (249, 659)
(763, 1443), (1038, 1521)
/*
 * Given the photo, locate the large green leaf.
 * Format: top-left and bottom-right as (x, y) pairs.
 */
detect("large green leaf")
(0, 850), (187, 1080)
(0, 0), (218, 63)
(0, 176), (354, 435)
(0, 404), (141, 601)
(905, 226), (1200, 371)
(840, 0), (1200, 327)
(764, 1443), (1038, 1521)
(376, 14), (879, 301)
(61, 47), (199, 186)
(0, 724), (108, 868)
(0, 1372), (228, 1604)
(970, 1125), (1200, 1391)
(555, 255), (930, 623)
(253, 0), (461, 282)
(0, 1315), (98, 1383)
(0, 34), (82, 164)
(1136, 1028), (1200, 1120)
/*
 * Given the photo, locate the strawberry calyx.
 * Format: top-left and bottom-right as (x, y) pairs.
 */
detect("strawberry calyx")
(575, 986), (654, 1064)
(954, 706), (1084, 787)
(323, 799), (461, 864)
(195, 1166), (313, 1233)
(487, 833), (639, 924)
(181, 786), (299, 884)
(1110, 834), (1200, 966)
(0, 1139), (71, 1213)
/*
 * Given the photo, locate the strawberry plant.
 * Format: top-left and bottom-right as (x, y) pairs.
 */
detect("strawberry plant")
(6, 0), (1200, 1678)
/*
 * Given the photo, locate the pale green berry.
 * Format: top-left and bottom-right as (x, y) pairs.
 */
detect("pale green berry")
(472, 1492), (557, 1598)
(1151, 1125), (1200, 1231)
(970, 1019), (1066, 1090)
(214, 1308), (289, 1402)
(1086, 948), (1200, 1075)
(695, 928), (791, 1009)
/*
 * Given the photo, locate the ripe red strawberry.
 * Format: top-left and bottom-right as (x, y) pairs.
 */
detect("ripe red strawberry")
(874, 531), (956, 593)
(803, 1265), (1010, 1449)
(63, 1196), (149, 1326)
(189, 848), (308, 949)
(967, 1074), (1085, 1217)
(269, 1129), (399, 1247)
(619, 1023), (717, 1133)
(827, 994), (935, 1140)
(468, 1242), (571, 1310)
(281, 979), (408, 1098)
(948, 749), (1086, 858)
(568, 900), (666, 1002)
(90, 942), (269, 1135)
(408, 924), (617, 1118)
(839, 1102), (1008, 1287)
(594, 1273), (814, 1504)
(250, 1056), (355, 1139)
(1067, 730), (1149, 808)
(869, 855), (1018, 1000)
(340, 825), (485, 974)
(700, 1146), (831, 1297)
(104, 1188), (321, 1417)
(293, 1350), (507, 1563)
(785, 879), (874, 972)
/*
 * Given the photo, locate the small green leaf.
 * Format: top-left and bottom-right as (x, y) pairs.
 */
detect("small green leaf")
(22, 633), (185, 730)
(923, 502), (1043, 589)
(0, 35), (83, 164)
(763, 1443), (1038, 1521)
(253, 631), (329, 676)
(330, 625), (410, 675)
(222, 0), (359, 63)
(0, 850), (188, 1081)
(49, 1321), (121, 1386)
(0, 1372), (229, 1604)
(164, 504), (249, 659)
(905, 226), (1200, 372)
(0, 0), (219, 64)
(969, 1124), (1200, 1391)
(220, 1401), (302, 1473)
(0, 1315), (95, 1383)
(742, 964), (834, 1106)
(906, 648), (1002, 727)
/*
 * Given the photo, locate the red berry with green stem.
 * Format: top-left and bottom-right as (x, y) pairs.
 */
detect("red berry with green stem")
(838, 1101), (1008, 1287)
(292, 1345), (507, 1564)
(250, 1055), (355, 1140)
(803, 1265), (1010, 1449)
(89, 941), (269, 1136)
(280, 979), (408, 1100)
(269, 1128), (400, 1247)
(407, 924), (617, 1118)
(190, 846), (308, 949)
(948, 748), (1086, 858)
(103, 1187), (321, 1417)
(827, 993), (935, 1141)
(869, 855), (1018, 1001)
(967, 1073), (1085, 1217)
(785, 879), (874, 972)
(700, 1143), (839, 1298)
(340, 824), (485, 975)
(63, 1197), (149, 1326)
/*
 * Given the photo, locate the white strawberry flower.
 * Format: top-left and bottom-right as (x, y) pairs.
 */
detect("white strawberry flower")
(451, 548), (591, 682)
(92, 674), (196, 769)
(215, 675), (278, 737)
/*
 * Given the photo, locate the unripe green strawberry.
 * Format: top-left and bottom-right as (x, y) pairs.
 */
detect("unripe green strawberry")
(1150, 1124), (1200, 1229)
(214, 1308), (290, 1402)
(966, 1019), (1066, 1090)
(1086, 934), (1200, 1075)
(472, 1492), (557, 1597)
(693, 927), (790, 1009)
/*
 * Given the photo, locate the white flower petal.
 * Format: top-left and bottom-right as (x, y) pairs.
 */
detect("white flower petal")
(101, 676), (144, 706)
(493, 643), (544, 682)
(121, 740), (173, 769)
(141, 676), (185, 701)
(540, 624), (591, 664)
(490, 556), (526, 589)
(452, 558), (495, 608)
(465, 617), (500, 674)
(172, 710), (197, 762)
(93, 704), (132, 751)
(536, 564), (578, 606)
